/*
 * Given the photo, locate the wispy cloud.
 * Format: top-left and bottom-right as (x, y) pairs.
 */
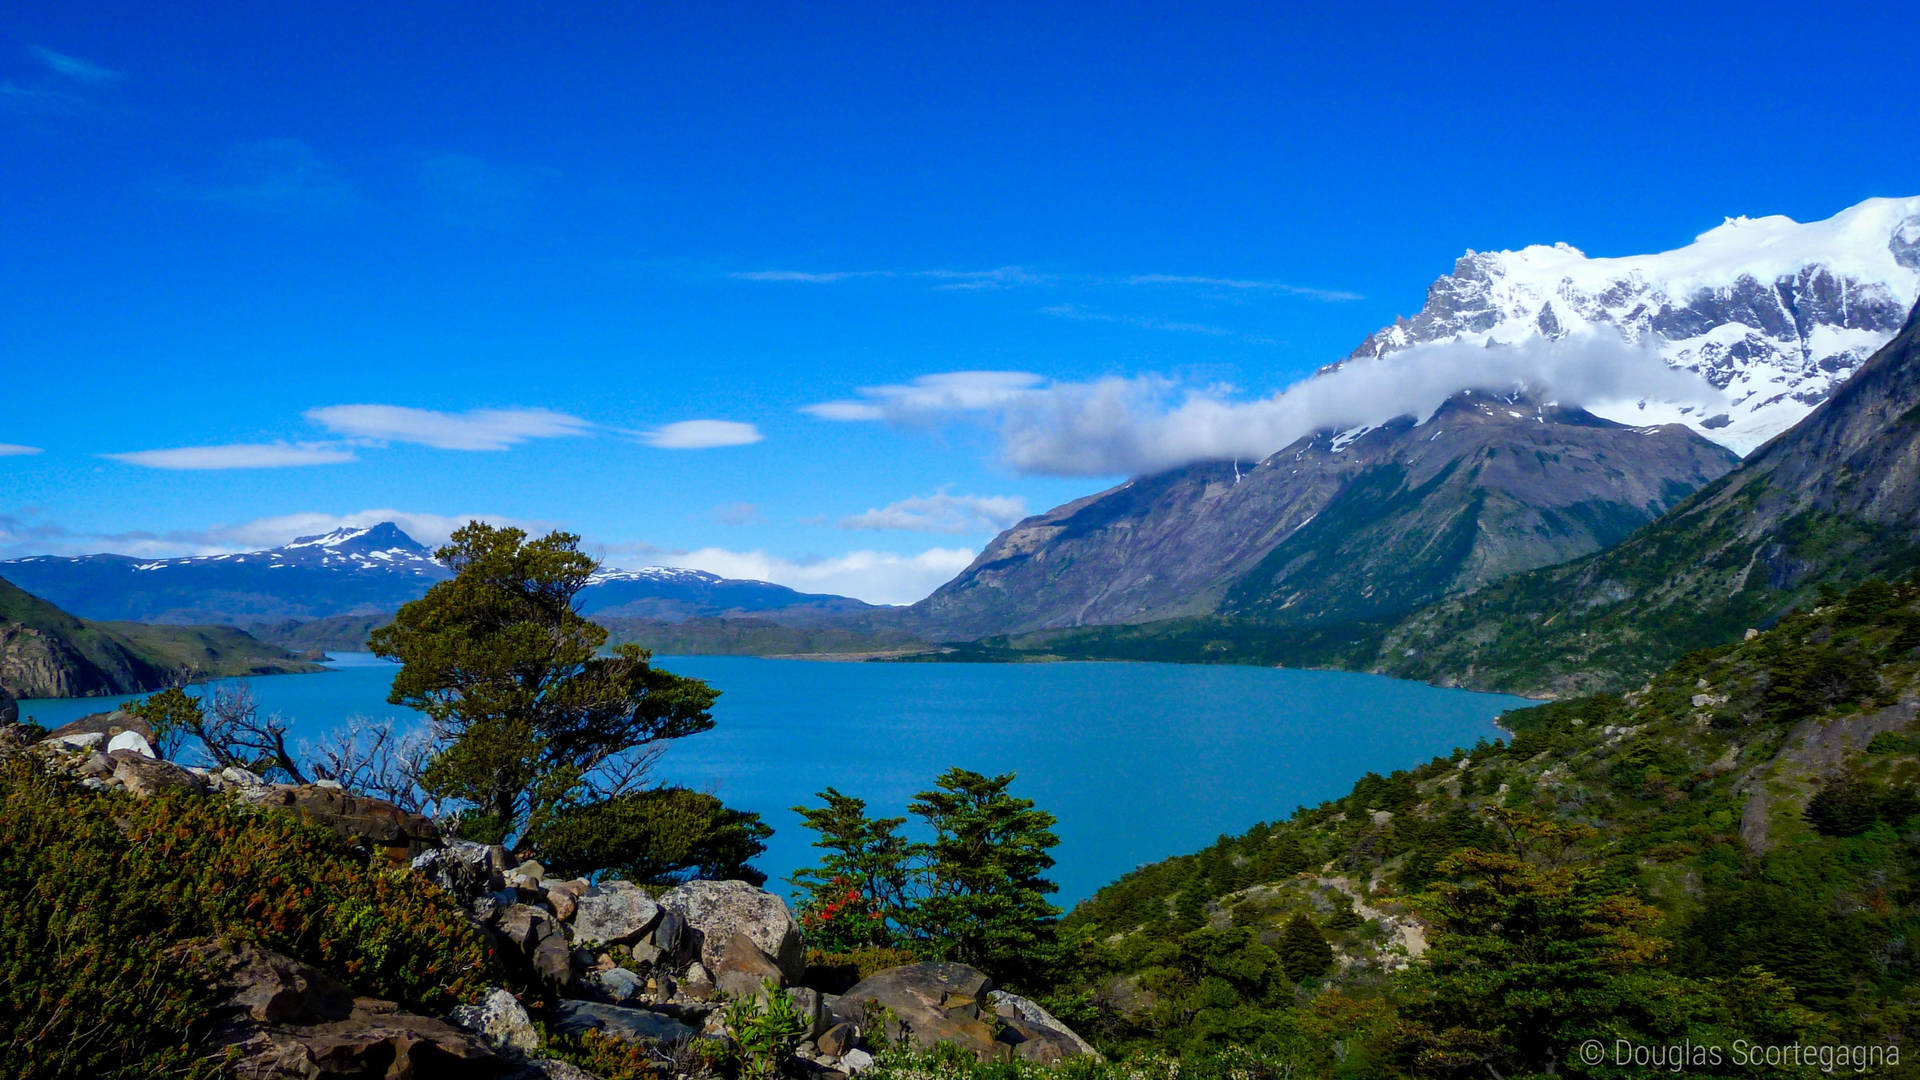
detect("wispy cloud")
(636, 545), (977, 605)
(306, 405), (593, 450)
(640, 420), (765, 449)
(731, 269), (894, 283)
(28, 46), (125, 84)
(803, 333), (1728, 477)
(803, 371), (1045, 422)
(414, 150), (558, 228)
(102, 442), (358, 470)
(0, 508), (549, 560)
(1042, 303), (1279, 345)
(159, 138), (357, 213)
(711, 502), (765, 526)
(1123, 274), (1364, 301)
(0, 444), (43, 456)
(839, 491), (1027, 534)
(731, 264), (1356, 301)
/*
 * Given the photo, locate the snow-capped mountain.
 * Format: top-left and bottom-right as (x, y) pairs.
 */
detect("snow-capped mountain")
(1347, 196), (1920, 454)
(0, 523), (870, 626)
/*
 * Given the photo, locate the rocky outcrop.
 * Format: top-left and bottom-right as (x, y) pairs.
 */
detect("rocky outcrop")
(659, 879), (806, 984)
(837, 962), (1098, 1065)
(238, 783), (441, 862)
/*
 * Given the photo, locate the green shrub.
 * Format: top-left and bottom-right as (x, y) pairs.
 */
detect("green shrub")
(0, 756), (495, 1079)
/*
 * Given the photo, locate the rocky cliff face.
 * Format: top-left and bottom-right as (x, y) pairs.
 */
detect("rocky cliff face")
(1376, 299), (1920, 695)
(913, 397), (1736, 639)
(1347, 196), (1920, 454)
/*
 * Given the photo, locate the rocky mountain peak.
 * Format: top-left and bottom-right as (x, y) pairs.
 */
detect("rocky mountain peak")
(1346, 196), (1920, 455)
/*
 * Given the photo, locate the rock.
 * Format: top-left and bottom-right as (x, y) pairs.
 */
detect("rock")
(45, 709), (151, 744)
(649, 908), (687, 960)
(244, 784), (441, 862)
(714, 931), (786, 996)
(412, 840), (504, 917)
(680, 961), (717, 1002)
(583, 966), (646, 1004)
(0, 687), (15, 726)
(510, 1062), (602, 1080)
(452, 988), (540, 1057)
(816, 1021), (857, 1057)
(787, 986), (829, 1041)
(546, 888), (576, 921)
(186, 941), (513, 1078)
(515, 859), (547, 880)
(77, 751), (114, 778)
(551, 1000), (698, 1044)
(494, 905), (551, 953)
(840, 963), (999, 1059)
(111, 752), (207, 797)
(106, 729), (155, 757)
(658, 879), (804, 984)
(43, 730), (105, 751)
(493, 905), (574, 991)
(989, 990), (1099, 1063)
(841, 1048), (875, 1073)
(572, 880), (662, 947)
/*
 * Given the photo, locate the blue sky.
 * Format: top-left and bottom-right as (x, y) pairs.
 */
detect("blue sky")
(2, 1), (1914, 602)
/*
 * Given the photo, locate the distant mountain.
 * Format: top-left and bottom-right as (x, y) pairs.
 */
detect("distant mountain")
(1374, 297), (1920, 696)
(1347, 195), (1920, 453)
(578, 567), (872, 623)
(0, 577), (321, 699)
(902, 196), (1918, 648)
(0, 523), (446, 625)
(1, 523), (873, 630)
(912, 395), (1736, 640)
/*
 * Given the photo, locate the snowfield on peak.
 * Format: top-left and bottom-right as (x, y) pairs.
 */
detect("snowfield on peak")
(1349, 195), (1920, 454)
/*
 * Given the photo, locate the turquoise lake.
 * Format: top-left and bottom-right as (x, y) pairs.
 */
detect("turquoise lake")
(17, 654), (1530, 905)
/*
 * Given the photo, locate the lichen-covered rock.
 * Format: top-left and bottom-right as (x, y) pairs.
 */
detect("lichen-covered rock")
(840, 963), (999, 1059)
(242, 783), (440, 862)
(658, 879), (803, 983)
(451, 988), (540, 1057)
(571, 880), (662, 947)
(110, 751), (207, 797)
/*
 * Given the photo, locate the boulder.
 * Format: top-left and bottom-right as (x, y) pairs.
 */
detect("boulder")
(816, 1021), (857, 1057)
(989, 990), (1100, 1063)
(546, 888), (576, 921)
(45, 709), (151, 744)
(786, 986), (829, 1041)
(186, 941), (513, 1079)
(841, 1048), (876, 1073)
(0, 686), (16, 726)
(658, 880), (804, 983)
(713, 931), (786, 997)
(550, 1000), (698, 1044)
(494, 906), (573, 992)
(571, 880), (662, 947)
(244, 784), (440, 862)
(582, 966), (646, 1004)
(840, 963), (1000, 1060)
(412, 840), (504, 917)
(110, 752), (208, 797)
(451, 988), (540, 1057)
(107, 729), (156, 757)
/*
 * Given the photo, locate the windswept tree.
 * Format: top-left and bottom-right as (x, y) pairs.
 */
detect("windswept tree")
(370, 522), (756, 876)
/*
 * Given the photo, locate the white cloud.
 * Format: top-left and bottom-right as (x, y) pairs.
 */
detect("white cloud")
(0, 508), (549, 560)
(29, 46), (125, 83)
(806, 332), (1728, 477)
(803, 371), (1045, 422)
(839, 492), (1028, 534)
(306, 404), (592, 450)
(653, 546), (978, 605)
(641, 420), (764, 449)
(0, 444), (42, 456)
(102, 441), (357, 470)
